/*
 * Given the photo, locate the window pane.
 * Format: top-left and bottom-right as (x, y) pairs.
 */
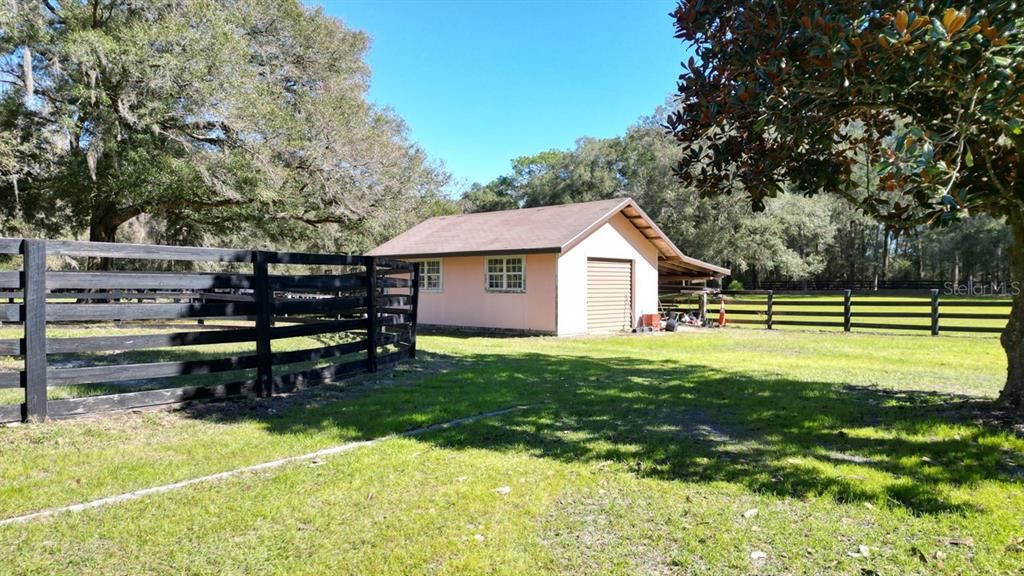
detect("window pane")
(506, 258), (523, 273)
(418, 260), (441, 290)
(507, 273), (523, 290)
(487, 273), (503, 290)
(487, 259), (504, 274)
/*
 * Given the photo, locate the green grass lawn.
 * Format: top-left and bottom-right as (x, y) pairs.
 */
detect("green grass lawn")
(2, 330), (1023, 575)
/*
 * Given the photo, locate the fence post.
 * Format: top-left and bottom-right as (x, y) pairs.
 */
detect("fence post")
(252, 250), (273, 397)
(22, 239), (47, 422)
(366, 258), (379, 373)
(409, 262), (420, 359)
(843, 289), (852, 332)
(766, 290), (774, 330)
(699, 292), (708, 324)
(930, 288), (940, 336)
(113, 288), (123, 327)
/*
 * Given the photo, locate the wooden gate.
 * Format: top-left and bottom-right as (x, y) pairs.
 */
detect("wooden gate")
(0, 238), (420, 423)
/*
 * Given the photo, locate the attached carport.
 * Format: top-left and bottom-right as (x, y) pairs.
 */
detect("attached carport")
(615, 202), (730, 294)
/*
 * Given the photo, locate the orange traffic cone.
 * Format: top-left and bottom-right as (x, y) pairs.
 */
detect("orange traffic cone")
(718, 299), (727, 327)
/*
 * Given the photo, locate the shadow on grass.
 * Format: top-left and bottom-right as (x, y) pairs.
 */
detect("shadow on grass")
(175, 349), (1015, 516)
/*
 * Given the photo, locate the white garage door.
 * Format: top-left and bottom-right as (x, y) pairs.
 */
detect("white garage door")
(586, 258), (633, 333)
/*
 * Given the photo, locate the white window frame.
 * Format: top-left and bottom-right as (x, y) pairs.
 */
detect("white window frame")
(484, 256), (526, 293)
(415, 259), (442, 293)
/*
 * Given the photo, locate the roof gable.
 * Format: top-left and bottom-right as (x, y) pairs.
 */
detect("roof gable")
(367, 198), (631, 258)
(367, 197), (729, 278)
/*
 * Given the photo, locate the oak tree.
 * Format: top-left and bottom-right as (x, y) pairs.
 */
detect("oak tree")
(0, 0), (447, 253)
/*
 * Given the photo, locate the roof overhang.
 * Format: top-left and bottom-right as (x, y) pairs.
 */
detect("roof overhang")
(616, 200), (730, 279)
(362, 247), (560, 260)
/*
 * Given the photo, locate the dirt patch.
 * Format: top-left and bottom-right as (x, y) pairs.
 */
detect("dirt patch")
(647, 408), (761, 453)
(541, 487), (681, 576)
(174, 352), (461, 422)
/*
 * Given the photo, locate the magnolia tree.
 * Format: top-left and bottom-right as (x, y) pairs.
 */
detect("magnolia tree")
(669, 0), (1024, 408)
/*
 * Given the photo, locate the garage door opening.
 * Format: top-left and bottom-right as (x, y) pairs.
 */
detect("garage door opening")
(586, 258), (633, 333)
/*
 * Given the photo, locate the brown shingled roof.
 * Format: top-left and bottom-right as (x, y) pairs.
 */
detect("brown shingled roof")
(367, 197), (729, 278)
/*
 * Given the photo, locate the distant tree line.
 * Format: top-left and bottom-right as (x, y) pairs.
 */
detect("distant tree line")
(459, 114), (1011, 289)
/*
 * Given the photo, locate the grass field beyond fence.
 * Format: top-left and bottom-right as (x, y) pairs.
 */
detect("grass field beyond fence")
(2, 330), (1022, 575)
(662, 292), (1012, 335)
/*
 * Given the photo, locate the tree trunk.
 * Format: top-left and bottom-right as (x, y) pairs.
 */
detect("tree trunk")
(88, 208), (123, 270)
(917, 231), (925, 279)
(881, 228), (891, 280)
(998, 210), (1024, 410)
(89, 217), (118, 243)
(953, 251), (961, 289)
(848, 222), (857, 289)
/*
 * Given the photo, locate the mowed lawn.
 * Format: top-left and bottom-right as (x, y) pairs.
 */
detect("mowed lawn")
(2, 330), (1023, 575)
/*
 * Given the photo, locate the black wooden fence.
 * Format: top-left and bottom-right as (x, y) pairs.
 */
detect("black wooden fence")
(662, 289), (1011, 335)
(0, 238), (419, 423)
(752, 279), (950, 291)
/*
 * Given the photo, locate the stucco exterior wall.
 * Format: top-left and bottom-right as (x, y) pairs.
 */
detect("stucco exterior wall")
(556, 212), (660, 336)
(416, 253), (557, 333)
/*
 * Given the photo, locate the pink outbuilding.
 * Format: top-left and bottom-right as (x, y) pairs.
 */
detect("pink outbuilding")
(367, 198), (729, 336)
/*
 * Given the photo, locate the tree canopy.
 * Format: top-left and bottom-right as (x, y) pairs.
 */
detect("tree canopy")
(669, 0), (1021, 223)
(0, 0), (450, 252)
(668, 0), (1024, 407)
(461, 116), (1009, 288)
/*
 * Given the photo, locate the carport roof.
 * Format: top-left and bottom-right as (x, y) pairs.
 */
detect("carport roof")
(367, 197), (729, 279)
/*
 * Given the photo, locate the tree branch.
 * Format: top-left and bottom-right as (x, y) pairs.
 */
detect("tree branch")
(288, 214), (356, 226)
(42, 0), (62, 20)
(979, 146), (1012, 198)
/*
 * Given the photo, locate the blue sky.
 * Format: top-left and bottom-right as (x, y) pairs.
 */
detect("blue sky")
(315, 0), (688, 189)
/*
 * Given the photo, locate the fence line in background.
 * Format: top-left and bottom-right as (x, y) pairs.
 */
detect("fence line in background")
(0, 238), (420, 424)
(661, 289), (1011, 335)
(751, 279), (1005, 292)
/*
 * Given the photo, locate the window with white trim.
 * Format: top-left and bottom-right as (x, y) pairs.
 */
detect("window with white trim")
(485, 256), (525, 292)
(417, 259), (442, 292)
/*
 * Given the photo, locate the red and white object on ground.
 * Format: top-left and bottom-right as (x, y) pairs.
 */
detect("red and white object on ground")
(641, 313), (661, 331)
(718, 299), (727, 327)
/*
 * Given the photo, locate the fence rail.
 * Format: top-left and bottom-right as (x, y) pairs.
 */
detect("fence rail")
(0, 238), (419, 423)
(661, 289), (1011, 336)
(749, 279), (1006, 292)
